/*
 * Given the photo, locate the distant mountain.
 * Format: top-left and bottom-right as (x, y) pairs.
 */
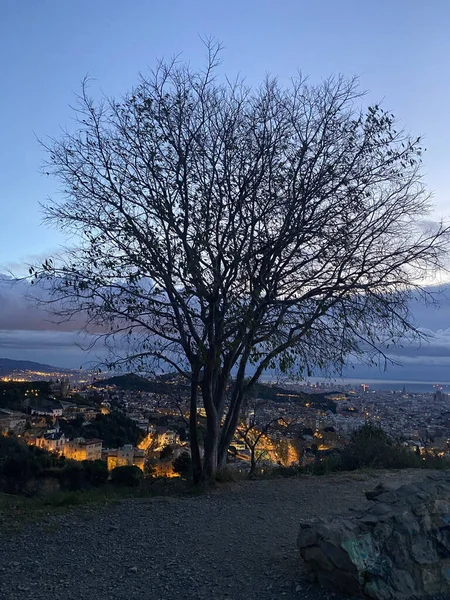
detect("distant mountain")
(93, 373), (338, 412)
(92, 373), (189, 395)
(0, 358), (71, 376)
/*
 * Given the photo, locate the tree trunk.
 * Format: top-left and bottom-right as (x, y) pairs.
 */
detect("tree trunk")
(201, 372), (220, 482)
(218, 347), (252, 468)
(218, 386), (245, 468)
(202, 422), (219, 481)
(249, 447), (256, 476)
(189, 371), (202, 484)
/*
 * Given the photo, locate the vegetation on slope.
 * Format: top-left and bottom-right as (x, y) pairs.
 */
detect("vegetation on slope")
(0, 381), (52, 411)
(59, 411), (144, 448)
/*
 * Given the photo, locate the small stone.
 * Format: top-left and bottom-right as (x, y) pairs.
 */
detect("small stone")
(128, 566), (138, 573)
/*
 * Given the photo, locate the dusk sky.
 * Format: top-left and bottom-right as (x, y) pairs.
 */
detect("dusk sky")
(1, 0), (450, 377)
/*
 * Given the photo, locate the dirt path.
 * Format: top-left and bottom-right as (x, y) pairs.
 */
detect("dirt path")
(0, 470), (437, 600)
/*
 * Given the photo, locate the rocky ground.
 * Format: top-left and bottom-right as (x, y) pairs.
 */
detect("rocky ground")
(0, 470), (443, 600)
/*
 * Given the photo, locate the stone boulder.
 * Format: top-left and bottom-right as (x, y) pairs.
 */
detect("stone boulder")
(297, 473), (450, 599)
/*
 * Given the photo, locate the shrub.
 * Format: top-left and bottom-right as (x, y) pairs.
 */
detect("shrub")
(49, 460), (109, 491)
(111, 465), (143, 487)
(215, 466), (245, 482)
(421, 452), (449, 470)
(272, 465), (300, 478)
(81, 460), (109, 487)
(172, 452), (192, 478)
(303, 454), (344, 476)
(0, 437), (109, 495)
(0, 436), (62, 494)
(58, 463), (84, 491)
(160, 445), (174, 461)
(32, 477), (61, 496)
(339, 423), (419, 471)
(144, 459), (156, 479)
(59, 410), (144, 447)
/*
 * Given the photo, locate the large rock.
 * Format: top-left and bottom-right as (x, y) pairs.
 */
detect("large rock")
(297, 473), (450, 599)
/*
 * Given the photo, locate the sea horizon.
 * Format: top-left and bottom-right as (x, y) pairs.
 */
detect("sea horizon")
(259, 376), (450, 394)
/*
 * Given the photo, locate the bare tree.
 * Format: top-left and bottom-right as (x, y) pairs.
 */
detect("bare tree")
(236, 399), (299, 476)
(34, 42), (449, 483)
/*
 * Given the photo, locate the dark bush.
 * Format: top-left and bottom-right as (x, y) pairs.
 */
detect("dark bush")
(81, 460), (109, 487)
(0, 437), (110, 495)
(0, 436), (64, 494)
(215, 465), (244, 482)
(144, 459), (156, 479)
(305, 454), (344, 475)
(421, 452), (449, 470)
(339, 423), (418, 471)
(172, 452), (192, 478)
(272, 464), (300, 478)
(58, 463), (84, 491)
(111, 465), (143, 487)
(59, 410), (143, 447)
(160, 445), (174, 460)
(46, 460), (109, 491)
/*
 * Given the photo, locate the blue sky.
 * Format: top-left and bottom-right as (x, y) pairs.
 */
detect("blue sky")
(1, 0), (450, 372)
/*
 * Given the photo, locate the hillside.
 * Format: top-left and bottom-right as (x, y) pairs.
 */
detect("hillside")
(0, 358), (71, 377)
(92, 373), (189, 395)
(0, 380), (52, 411)
(251, 382), (338, 412)
(94, 373), (337, 412)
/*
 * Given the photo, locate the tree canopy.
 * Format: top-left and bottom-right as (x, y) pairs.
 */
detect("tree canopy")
(35, 43), (449, 481)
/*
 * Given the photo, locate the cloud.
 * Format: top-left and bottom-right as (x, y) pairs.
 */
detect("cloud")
(0, 329), (108, 369)
(0, 275), (106, 368)
(0, 275), (88, 333)
(334, 287), (450, 381)
(0, 249), (61, 279)
(0, 330), (85, 350)
(2, 274), (450, 375)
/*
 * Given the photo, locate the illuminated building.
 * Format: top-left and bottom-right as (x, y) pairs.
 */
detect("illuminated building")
(35, 430), (66, 454)
(30, 402), (63, 417)
(102, 445), (145, 471)
(64, 437), (103, 461)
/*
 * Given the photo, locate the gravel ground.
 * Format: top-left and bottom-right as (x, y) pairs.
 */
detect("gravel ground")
(0, 470), (442, 600)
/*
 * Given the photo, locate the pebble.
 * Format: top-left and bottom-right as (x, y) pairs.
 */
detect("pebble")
(0, 470), (435, 600)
